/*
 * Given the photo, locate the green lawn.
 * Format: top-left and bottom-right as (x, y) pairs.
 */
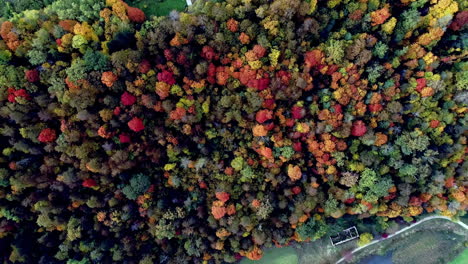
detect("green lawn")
(450, 249), (468, 264)
(129, 0), (187, 17)
(460, 215), (468, 226)
(240, 247), (298, 264)
(349, 219), (468, 264)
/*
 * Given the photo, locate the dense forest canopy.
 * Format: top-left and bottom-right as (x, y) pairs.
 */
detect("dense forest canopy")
(0, 0), (467, 263)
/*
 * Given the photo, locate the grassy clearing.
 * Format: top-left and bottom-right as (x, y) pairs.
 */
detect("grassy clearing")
(390, 230), (462, 264)
(241, 247), (298, 264)
(240, 218), (467, 264)
(449, 249), (468, 264)
(129, 0), (187, 17)
(348, 219), (468, 264)
(297, 236), (356, 264)
(460, 215), (468, 226)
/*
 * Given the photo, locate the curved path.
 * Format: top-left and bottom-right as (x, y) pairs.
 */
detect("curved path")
(335, 216), (468, 264)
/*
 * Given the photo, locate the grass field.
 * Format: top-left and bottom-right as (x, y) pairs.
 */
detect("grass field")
(390, 230), (462, 264)
(449, 249), (468, 264)
(460, 215), (468, 226)
(349, 219), (468, 264)
(240, 247), (299, 264)
(297, 236), (356, 264)
(129, 0), (187, 17)
(238, 218), (467, 264)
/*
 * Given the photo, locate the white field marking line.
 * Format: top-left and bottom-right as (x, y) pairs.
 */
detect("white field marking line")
(335, 216), (468, 264)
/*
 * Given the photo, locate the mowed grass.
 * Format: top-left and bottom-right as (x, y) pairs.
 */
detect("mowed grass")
(130, 0), (187, 17)
(349, 219), (468, 264)
(460, 215), (468, 226)
(449, 249), (468, 264)
(240, 247), (298, 264)
(389, 230), (462, 264)
(297, 236), (356, 264)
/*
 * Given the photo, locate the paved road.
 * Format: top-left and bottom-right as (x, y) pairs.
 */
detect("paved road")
(335, 216), (468, 264)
